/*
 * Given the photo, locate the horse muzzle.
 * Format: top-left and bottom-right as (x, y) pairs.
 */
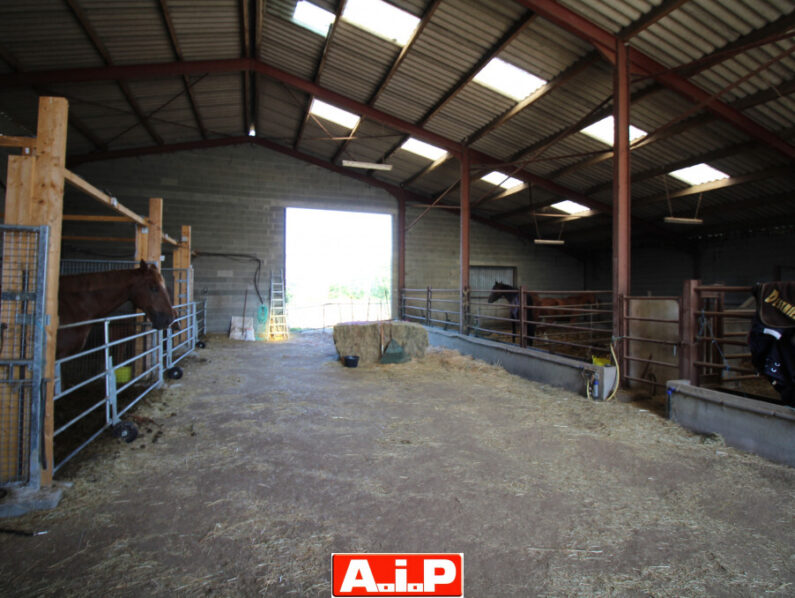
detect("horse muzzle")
(150, 311), (174, 330)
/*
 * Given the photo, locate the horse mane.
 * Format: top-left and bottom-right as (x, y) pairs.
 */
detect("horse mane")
(60, 267), (163, 293)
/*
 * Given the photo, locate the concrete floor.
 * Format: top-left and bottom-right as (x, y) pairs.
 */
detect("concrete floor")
(0, 332), (793, 596)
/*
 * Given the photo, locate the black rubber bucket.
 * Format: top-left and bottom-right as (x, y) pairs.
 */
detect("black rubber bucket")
(343, 355), (359, 368)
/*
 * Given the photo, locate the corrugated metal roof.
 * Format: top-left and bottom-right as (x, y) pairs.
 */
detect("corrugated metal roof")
(0, 0), (791, 244)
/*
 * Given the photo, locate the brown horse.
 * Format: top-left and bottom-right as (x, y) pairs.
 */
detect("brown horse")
(57, 261), (175, 358)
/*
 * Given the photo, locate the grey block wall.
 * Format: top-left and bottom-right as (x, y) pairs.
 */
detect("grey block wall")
(69, 144), (397, 333)
(3, 141), (792, 331)
(406, 206), (585, 291)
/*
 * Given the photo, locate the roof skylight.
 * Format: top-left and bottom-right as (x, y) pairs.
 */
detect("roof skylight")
(580, 116), (647, 145)
(668, 164), (730, 186)
(293, 1), (335, 37)
(551, 200), (590, 215)
(473, 58), (547, 101)
(342, 0), (420, 46)
(400, 138), (447, 161)
(309, 99), (360, 129)
(481, 171), (523, 190)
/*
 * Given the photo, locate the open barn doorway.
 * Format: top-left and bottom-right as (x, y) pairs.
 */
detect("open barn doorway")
(285, 207), (392, 330)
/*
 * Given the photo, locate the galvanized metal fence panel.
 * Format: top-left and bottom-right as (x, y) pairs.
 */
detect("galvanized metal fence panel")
(52, 259), (205, 472)
(0, 225), (48, 488)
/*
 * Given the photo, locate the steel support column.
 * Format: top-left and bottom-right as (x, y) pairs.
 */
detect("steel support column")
(460, 148), (470, 335)
(397, 192), (406, 320)
(613, 40), (631, 381)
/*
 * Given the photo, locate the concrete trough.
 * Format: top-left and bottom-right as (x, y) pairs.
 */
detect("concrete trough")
(667, 379), (795, 467)
(427, 328), (617, 400)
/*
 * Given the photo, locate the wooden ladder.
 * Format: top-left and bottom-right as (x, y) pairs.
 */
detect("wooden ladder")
(267, 269), (289, 341)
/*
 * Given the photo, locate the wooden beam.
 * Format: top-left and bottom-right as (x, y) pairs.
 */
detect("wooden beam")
(62, 168), (148, 226)
(0, 136), (37, 149)
(63, 214), (134, 222)
(62, 235), (135, 242)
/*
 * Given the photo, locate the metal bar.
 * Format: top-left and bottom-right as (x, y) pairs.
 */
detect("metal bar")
(694, 361), (755, 374)
(624, 355), (678, 369)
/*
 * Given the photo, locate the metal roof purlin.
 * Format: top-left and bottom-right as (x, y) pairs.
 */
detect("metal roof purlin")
(64, 0), (164, 146)
(386, 10), (537, 180)
(513, 0), (795, 162)
(294, 0), (347, 151)
(331, 0), (443, 166)
(0, 42), (106, 151)
(156, 0), (208, 139)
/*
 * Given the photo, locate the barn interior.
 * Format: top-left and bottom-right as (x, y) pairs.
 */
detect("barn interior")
(1, 0), (794, 596)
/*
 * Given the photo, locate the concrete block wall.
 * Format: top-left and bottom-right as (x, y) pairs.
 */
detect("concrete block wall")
(68, 144), (396, 333)
(405, 206), (585, 291)
(585, 246), (697, 297)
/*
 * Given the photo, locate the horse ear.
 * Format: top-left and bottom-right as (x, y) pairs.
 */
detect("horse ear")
(139, 259), (148, 270)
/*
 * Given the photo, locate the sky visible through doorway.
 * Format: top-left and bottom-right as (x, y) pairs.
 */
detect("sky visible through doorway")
(285, 207), (392, 328)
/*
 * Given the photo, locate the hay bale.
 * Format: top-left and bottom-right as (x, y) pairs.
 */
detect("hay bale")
(333, 320), (428, 364)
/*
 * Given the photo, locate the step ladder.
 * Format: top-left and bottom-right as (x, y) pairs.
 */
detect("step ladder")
(267, 270), (289, 341)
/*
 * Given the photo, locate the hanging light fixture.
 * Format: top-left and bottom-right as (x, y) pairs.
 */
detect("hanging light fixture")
(342, 160), (393, 171)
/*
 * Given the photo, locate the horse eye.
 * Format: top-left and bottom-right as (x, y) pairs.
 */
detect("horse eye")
(150, 285), (159, 293)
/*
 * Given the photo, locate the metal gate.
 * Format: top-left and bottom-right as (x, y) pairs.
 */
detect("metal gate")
(0, 225), (48, 488)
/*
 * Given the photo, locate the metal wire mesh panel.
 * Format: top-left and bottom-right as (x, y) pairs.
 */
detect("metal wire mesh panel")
(0, 225), (48, 487)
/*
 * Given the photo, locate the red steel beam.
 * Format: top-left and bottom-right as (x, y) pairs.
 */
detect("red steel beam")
(613, 39), (631, 354)
(460, 147), (471, 334)
(513, 0), (795, 162)
(39, 58), (618, 214)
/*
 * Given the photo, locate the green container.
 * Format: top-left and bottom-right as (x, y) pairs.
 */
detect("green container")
(115, 366), (132, 385)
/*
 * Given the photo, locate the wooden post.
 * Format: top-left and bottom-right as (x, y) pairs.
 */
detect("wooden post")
(139, 198), (163, 373)
(29, 97), (68, 486)
(146, 198), (163, 267)
(679, 279), (700, 384)
(1, 155), (39, 483)
(173, 225), (192, 347)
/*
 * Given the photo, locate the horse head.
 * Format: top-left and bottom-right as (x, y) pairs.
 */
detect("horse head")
(130, 260), (175, 330)
(488, 281), (514, 304)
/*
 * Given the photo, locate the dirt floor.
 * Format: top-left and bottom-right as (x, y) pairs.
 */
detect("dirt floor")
(1, 331), (793, 597)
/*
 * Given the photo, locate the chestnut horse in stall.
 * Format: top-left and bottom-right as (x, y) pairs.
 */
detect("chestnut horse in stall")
(57, 261), (175, 358)
(488, 283), (596, 345)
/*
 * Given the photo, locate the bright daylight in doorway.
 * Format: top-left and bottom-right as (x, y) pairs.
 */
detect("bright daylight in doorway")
(285, 208), (392, 329)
